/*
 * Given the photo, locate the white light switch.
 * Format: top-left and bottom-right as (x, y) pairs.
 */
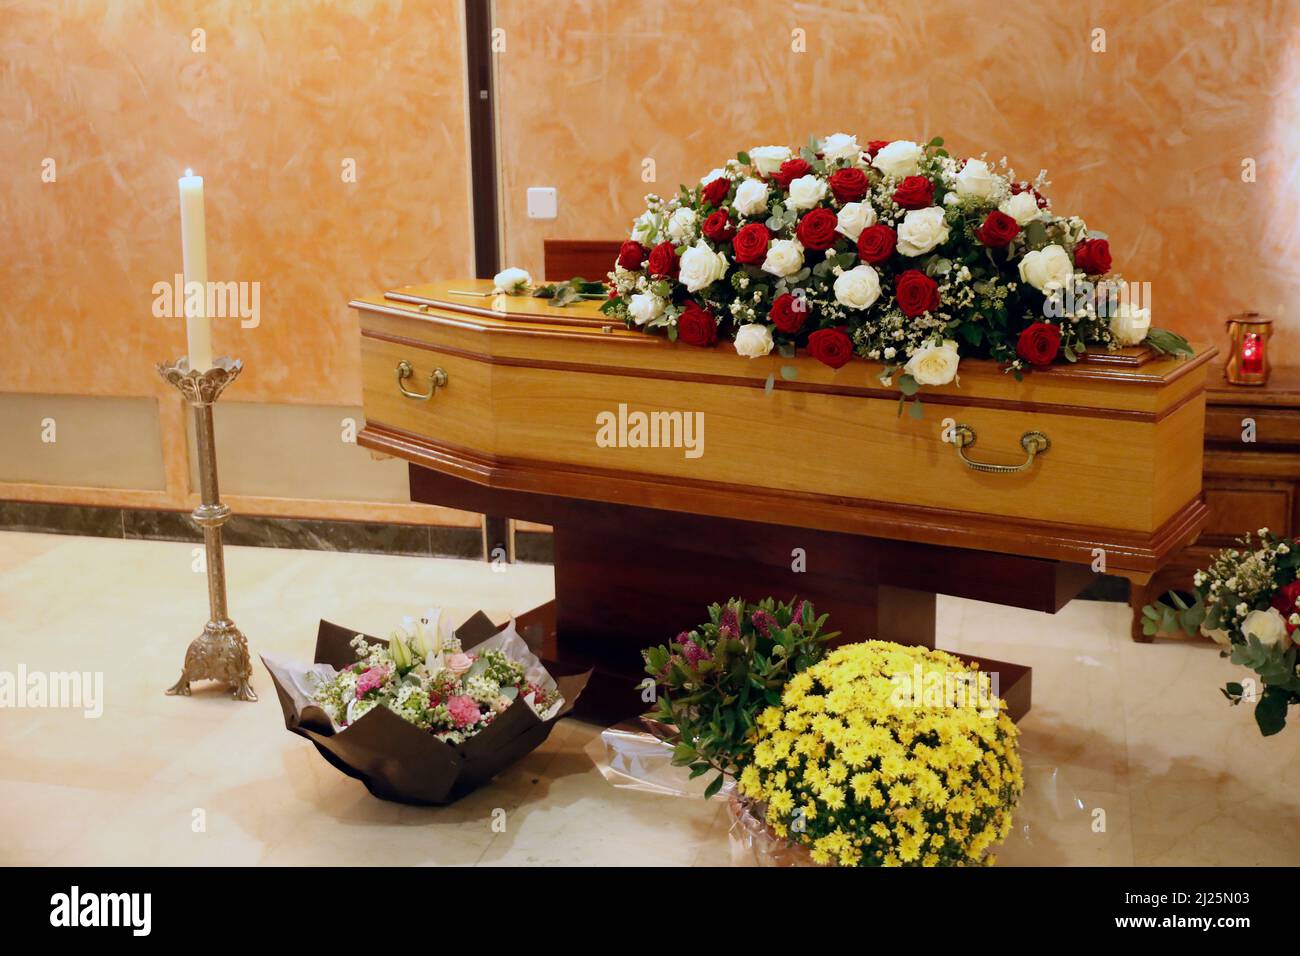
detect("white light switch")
(527, 186), (557, 219)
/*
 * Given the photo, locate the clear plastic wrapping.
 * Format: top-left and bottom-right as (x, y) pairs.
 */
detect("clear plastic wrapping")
(586, 720), (1088, 866)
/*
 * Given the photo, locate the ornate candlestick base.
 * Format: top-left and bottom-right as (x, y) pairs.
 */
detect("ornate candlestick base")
(157, 356), (256, 701)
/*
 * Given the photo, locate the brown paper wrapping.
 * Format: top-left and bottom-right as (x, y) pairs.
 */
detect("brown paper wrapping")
(263, 612), (590, 805)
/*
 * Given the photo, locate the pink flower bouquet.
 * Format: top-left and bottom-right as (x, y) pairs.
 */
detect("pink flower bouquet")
(263, 611), (589, 805)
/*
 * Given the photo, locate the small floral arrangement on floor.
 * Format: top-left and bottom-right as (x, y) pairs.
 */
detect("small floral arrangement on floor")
(738, 641), (1022, 866)
(640, 601), (1023, 866)
(1143, 529), (1300, 736)
(310, 609), (562, 745)
(642, 597), (835, 798)
(603, 132), (1190, 406)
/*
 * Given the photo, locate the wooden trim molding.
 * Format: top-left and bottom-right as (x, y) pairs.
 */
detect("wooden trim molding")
(350, 288), (1218, 397)
(359, 420), (1207, 579)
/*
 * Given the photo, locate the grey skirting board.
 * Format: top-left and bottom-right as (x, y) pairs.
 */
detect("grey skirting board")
(0, 500), (555, 564)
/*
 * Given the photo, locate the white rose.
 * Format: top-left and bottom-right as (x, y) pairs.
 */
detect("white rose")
(1109, 300), (1152, 346)
(492, 267), (531, 294)
(733, 323), (774, 358)
(699, 167), (728, 185)
(896, 207), (951, 257)
(904, 339), (961, 386)
(871, 140), (923, 178)
(677, 241), (728, 293)
(953, 159), (1000, 200)
(1241, 607), (1291, 649)
(1200, 621), (1232, 647)
(761, 239), (805, 278)
(628, 292), (665, 326)
(748, 145), (791, 177)
(999, 191), (1042, 226)
(819, 132), (861, 164)
(832, 264), (881, 310)
(835, 201), (876, 241)
(630, 211), (659, 246)
(786, 174), (828, 211)
(1017, 244), (1074, 292)
(667, 207), (697, 244)
(733, 178), (770, 217)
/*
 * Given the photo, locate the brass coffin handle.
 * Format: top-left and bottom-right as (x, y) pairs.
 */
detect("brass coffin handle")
(395, 360), (448, 401)
(951, 424), (1050, 474)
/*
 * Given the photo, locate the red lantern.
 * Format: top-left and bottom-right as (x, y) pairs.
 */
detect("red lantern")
(1224, 313), (1273, 386)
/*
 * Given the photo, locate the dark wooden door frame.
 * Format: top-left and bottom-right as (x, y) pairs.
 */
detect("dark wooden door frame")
(464, 0), (499, 278)
(464, 0), (510, 560)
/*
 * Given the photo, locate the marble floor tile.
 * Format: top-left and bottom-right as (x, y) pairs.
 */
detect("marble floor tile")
(0, 530), (1296, 867)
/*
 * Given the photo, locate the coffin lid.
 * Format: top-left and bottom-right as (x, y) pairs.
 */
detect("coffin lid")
(350, 278), (1215, 416)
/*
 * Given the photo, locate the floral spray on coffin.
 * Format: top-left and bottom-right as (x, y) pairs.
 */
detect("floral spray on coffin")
(604, 132), (1190, 414)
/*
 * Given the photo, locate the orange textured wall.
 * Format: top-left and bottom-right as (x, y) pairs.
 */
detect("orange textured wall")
(0, 0), (473, 404)
(493, 0), (1300, 355)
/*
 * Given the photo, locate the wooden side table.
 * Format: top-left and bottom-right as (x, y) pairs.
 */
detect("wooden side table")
(1130, 365), (1300, 640)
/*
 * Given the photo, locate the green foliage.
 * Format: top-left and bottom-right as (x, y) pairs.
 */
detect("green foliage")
(532, 276), (607, 307)
(642, 597), (836, 788)
(1140, 589), (1204, 638)
(1144, 327), (1195, 358)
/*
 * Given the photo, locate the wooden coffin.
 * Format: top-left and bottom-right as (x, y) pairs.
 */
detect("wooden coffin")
(351, 279), (1214, 583)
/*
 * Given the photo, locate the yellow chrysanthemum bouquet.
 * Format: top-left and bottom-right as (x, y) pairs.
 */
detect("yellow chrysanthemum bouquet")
(737, 641), (1023, 866)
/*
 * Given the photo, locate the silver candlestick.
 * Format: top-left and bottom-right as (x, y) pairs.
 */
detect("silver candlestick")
(156, 356), (256, 701)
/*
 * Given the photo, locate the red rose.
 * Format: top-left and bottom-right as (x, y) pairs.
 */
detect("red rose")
(770, 292), (810, 334)
(1016, 322), (1062, 367)
(865, 140), (890, 158)
(975, 210), (1020, 248)
(647, 241), (678, 278)
(617, 240), (647, 271)
(1271, 580), (1300, 633)
(892, 175), (934, 210)
(1073, 238), (1112, 276)
(895, 270), (940, 318)
(677, 301), (718, 347)
(701, 177), (730, 208)
(771, 158), (813, 189)
(795, 208), (839, 251)
(857, 224), (896, 264)
(828, 167), (869, 203)
(807, 327), (854, 369)
(732, 223), (771, 264)
(701, 209), (735, 243)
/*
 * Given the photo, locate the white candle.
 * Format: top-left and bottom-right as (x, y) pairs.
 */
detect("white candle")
(178, 169), (213, 371)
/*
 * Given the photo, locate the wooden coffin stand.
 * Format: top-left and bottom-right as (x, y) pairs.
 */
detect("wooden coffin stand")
(351, 277), (1214, 724)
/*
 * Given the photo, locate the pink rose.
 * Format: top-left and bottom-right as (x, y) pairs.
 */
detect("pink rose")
(446, 695), (482, 728)
(445, 652), (474, 676)
(354, 665), (389, 696)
